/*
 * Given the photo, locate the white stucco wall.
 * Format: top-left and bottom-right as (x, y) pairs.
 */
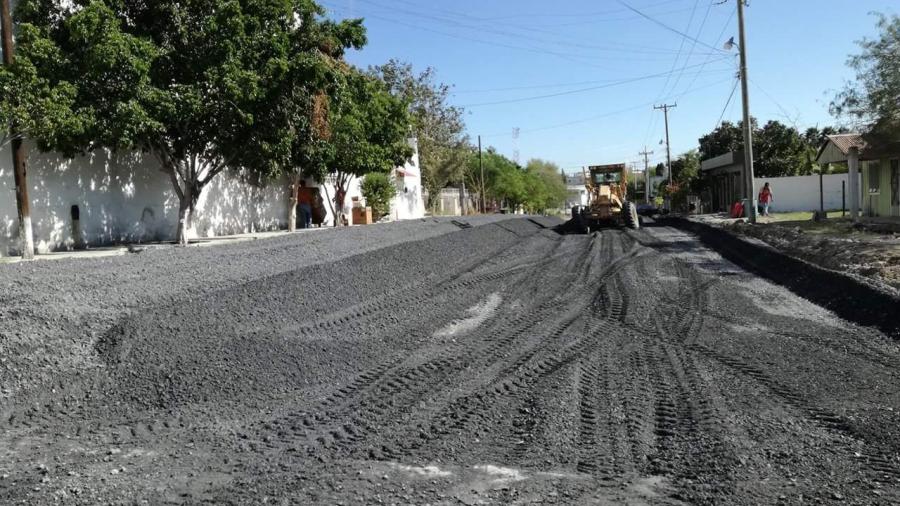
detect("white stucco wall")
(753, 173), (861, 212)
(1, 138), (424, 256)
(388, 139), (426, 221)
(0, 142), (293, 256)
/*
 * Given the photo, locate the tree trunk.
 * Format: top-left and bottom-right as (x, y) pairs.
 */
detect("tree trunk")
(288, 175), (299, 232)
(334, 190), (346, 227)
(175, 191), (193, 246)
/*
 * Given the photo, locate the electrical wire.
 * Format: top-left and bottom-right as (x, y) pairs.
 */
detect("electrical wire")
(616, 0), (727, 54)
(666, 0), (716, 97)
(479, 75), (737, 138)
(461, 57), (733, 107)
(713, 78), (740, 130)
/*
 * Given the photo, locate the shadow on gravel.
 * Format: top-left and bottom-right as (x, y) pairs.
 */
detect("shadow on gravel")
(664, 217), (900, 339)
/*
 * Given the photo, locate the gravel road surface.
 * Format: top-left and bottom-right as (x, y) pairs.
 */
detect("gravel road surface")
(1, 217), (899, 504)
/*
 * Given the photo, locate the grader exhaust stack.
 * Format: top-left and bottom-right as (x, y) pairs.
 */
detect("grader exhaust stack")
(571, 163), (639, 232)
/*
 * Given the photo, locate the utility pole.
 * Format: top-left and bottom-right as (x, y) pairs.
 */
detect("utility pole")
(736, 0), (758, 223)
(1, 0), (34, 259)
(654, 103), (676, 210)
(639, 147), (653, 204)
(478, 135), (485, 213)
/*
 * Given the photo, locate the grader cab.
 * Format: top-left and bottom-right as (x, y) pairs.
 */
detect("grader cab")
(572, 163), (639, 232)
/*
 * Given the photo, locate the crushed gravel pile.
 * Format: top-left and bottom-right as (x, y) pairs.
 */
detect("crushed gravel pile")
(2, 216), (899, 505)
(0, 215), (512, 413)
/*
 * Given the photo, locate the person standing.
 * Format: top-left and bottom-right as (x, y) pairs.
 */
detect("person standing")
(758, 182), (774, 217)
(297, 181), (314, 229)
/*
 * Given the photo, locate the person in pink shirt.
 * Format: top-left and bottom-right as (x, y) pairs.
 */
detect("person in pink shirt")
(758, 182), (774, 216)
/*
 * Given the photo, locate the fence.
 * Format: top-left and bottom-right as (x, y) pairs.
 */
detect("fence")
(752, 173), (861, 213)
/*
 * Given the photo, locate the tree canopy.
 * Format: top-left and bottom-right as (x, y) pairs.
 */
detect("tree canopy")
(13, 0), (383, 241)
(369, 59), (468, 210)
(832, 13), (900, 144)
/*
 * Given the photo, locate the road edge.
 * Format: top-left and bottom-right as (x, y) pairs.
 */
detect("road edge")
(663, 216), (900, 339)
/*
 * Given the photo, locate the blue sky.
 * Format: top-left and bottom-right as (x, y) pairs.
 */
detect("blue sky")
(325, 0), (898, 173)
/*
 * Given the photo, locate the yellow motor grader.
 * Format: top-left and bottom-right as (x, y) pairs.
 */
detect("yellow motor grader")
(571, 163), (639, 232)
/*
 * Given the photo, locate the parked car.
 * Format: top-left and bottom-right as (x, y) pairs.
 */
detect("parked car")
(636, 203), (659, 217)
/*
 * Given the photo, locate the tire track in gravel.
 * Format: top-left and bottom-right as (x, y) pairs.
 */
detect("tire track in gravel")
(690, 342), (900, 492)
(244, 232), (590, 460)
(350, 233), (645, 464)
(590, 241), (744, 501)
(630, 239), (899, 501)
(2, 225), (562, 463)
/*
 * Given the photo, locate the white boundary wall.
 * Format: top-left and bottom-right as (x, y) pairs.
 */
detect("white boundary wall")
(1, 139), (425, 256)
(752, 173), (861, 212)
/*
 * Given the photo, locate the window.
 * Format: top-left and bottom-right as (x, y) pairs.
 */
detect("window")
(592, 172), (621, 184)
(868, 161), (881, 194)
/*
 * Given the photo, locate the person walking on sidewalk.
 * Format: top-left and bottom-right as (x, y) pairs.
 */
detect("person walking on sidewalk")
(297, 181), (314, 229)
(759, 182), (774, 217)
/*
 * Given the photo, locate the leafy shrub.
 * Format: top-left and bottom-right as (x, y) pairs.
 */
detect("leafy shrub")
(361, 172), (398, 218)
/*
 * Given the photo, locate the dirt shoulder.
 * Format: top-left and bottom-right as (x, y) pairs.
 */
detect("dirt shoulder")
(690, 214), (900, 293)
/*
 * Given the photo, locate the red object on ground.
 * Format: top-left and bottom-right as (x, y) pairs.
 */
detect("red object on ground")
(730, 201), (744, 219)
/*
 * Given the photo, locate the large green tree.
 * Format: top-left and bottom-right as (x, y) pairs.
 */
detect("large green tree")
(465, 147), (524, 211)
(325, 68), (412, 225)
(832, 13), (900, 145)
(369, 59), (468, 211)
(754, 120), (808, 177)
(0, 22), (83, 150)
(17, 0), (360, 244)
(235, 1), (365, 231)
(698, 120), (745, 161)
(522, 159), (567, 214)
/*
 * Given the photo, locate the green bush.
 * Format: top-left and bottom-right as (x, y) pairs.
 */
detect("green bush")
(361, 172), (398, 219)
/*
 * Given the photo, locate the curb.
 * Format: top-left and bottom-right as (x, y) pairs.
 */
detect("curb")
(663, 217), (900, 339)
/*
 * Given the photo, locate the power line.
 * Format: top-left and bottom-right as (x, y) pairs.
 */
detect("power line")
(323, 3), (700, 67)
(345, 0), (720, 59)
(681, 3), (736, 96)
(666, 0), (716, 96)
(713, 78), (740, 130)
(461, 57), (732, 107)
(655, 0), (701, 106)
(479, 76), (735, 138)
(616, 0), (727, 53)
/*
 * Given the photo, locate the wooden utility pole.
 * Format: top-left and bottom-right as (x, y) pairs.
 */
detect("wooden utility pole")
(478, 135), (485, 213)
(1, 0), (34, 259)
(639, 147), (653, 204)
(654, 103), (676, 210)
(736, 0), (758, 223)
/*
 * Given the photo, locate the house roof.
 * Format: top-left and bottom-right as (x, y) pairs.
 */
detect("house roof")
(815, 133), (870, 164)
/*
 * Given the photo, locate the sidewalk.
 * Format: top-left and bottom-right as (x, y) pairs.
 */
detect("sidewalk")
(686, 212), (900, 291)
(0, 227), (328, 264)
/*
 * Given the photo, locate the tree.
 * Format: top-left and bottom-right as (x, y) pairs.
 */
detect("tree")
(235, 1), (365, 231)
(832, 13), (900, 145)
(0, 22), (83, 150)
(19, 0), (353, 244)
(754, 120), (807, 177)
(369, 60), (468, 210)
(699, 121), (744, 161)
(361, 172), (397, 219)
(700, 118), (811, 176)
(325, 68), (412, 225)
(464, 147), (520, 211)
(522, 159), (567, 213)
